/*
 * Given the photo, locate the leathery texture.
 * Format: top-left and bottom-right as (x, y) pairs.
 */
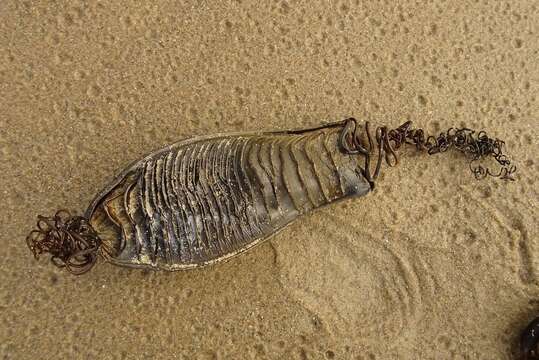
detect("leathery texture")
(87, 125), (372, 270)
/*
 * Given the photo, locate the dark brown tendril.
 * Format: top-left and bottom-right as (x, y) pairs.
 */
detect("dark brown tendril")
(26, 210), (101, 275)
(386, 121), (516, 181)
(339, 118), (516, 185)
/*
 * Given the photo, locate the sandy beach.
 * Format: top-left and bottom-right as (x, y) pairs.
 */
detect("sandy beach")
(1, 0), (538, 359)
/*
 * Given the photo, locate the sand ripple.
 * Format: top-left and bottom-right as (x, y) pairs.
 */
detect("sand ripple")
(274, 212), (436, 341)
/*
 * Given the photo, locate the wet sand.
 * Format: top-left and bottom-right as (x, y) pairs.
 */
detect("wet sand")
(1, 1), (538, 359)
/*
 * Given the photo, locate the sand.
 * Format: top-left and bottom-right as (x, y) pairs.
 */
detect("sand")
(1, 0), (538, 359)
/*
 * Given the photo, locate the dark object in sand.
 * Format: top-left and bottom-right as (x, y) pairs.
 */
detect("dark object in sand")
(521, 317), (539, 360)
(26, 118), (516, 275)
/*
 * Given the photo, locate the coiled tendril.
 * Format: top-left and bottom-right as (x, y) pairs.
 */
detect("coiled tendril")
(386, 121), (517, 181)
(338, 118), (516, 184)
(26, 210), (101, 275)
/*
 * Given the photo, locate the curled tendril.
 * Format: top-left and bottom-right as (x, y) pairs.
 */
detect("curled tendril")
(386, 121), (516, 181)
(337, 118), (516, 185)
(26, 210), (101, 275)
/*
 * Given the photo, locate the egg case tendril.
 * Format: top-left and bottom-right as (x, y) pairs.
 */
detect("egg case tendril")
(26, 210), (101, 274)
